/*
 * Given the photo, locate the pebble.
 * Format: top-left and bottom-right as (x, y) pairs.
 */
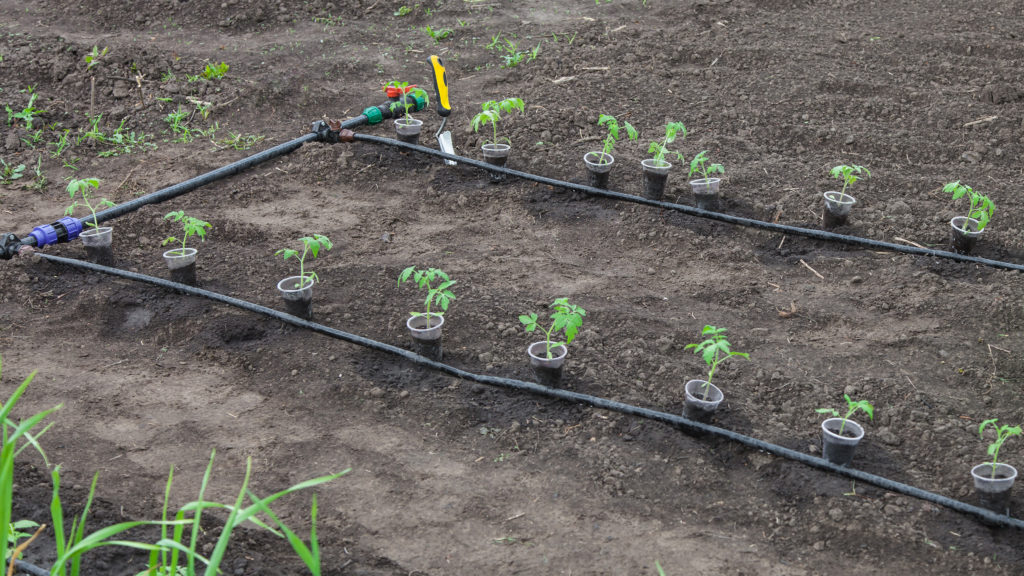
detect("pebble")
(290, 369), (298, 376)
(368, 387), (385, 398)
(813, 541), (825, 551)
(398, 390), (409, 398)
(828, 507), (844, 522)
(961, 150), (982, 163)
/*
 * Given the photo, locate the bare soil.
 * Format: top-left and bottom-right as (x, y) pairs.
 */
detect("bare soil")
(2, 0), (1024, 574)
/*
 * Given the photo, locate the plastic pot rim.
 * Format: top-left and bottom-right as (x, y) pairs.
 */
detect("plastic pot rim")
(823, 191), (857, 206)
(821, 417), (865, 444)
(277, 275), (315, 293)
(527, 340), (567, 363)
(641, 158), (672, 173)
(950, 216), (984, 237)
(584, 151), (615, 170)
(482, 142), (512, 153)
(80, 226), (113, 237)
(684, 379), (724, 406)
(971, 462), (1018, 483)
(407, 312), (445, 339)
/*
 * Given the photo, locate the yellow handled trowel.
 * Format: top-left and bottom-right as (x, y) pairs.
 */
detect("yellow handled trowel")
(429, 55), (456, 166)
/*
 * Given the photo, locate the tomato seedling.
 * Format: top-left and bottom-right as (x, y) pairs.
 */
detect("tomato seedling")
(829, 164), (869, 196)
(276, 234), (332, 289)
(596, 114), (638, 164)
(519, 298), (586, 359)
(471, 97), (525, 147)
(817, 394), (874, 435)
(399, 267), (456, 320)
(685, 325), (748, 399)
(688, 150), (725, 189)
(64, 177), (115, 228)
(162, 210), (212, 255)
(647, 121), (686, 166)
(979, 418), (1021, 479)
(944, 181), (996, 232)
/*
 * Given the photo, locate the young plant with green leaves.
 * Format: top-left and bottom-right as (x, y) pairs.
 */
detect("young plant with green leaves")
(0, 356), (60, 571)
(685, 325), (748, 399)
(647, 121), (687, 166)
(65, 177), (115, 229)
(816, 394), (874, 435)
(519, 298), (586, 359)
(162, 210), (212, 255)
(5, 92), (45, 130)
(422, 25), (453, 43)
(688, 150), (724, 189)
(944, 181), (996, 232)
(978, 418), (1021, 479)
(829, 164), (869, 198)
(595, 114), (638, 164)
(471, 97), (525, 147)
(0, 159), (25, 184)
(84, 46), (108, 71)
(275, 234), (333, 289)
(201, 61), (229, 80)
(385, 81), (429, 122)
(398, 267), (456, 323)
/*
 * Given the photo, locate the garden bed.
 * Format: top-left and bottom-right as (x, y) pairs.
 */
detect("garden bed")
(1, 0), (1023, 573)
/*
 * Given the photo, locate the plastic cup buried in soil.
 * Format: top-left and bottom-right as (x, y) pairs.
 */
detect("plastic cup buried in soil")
(683, 379), (724, 422)
(407, 313), (444, 361)
(820, 417), (865, 466)
(949, 216), (983, 254)
(822, 191), (857, 228)
(640, 159), (671, 201)
(528, 341), (567, 387)
(80, 226), (114, 266)
(971, 462), (1017, 515)
(690, 178), (722, 212)
(277, 275), (314, 320)
(163, 248), (198, 286)
(394, 118), (424, 145)
(584, 151), (614, 189)
(481, 143), (511, 183)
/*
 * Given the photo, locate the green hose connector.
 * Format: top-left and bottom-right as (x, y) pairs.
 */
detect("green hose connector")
(363, 106), (384, 124)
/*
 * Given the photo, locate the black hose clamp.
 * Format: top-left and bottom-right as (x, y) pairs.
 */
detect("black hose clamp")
(311, 119), (342, 144)
(0, 232), (23, 260)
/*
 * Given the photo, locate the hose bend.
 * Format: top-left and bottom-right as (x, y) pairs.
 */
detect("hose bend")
(350, 133), (1024, 274)
(31, 252), (1024, 531)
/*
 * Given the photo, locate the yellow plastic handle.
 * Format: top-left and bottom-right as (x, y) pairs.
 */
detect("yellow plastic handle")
(429, 55), (451, 117)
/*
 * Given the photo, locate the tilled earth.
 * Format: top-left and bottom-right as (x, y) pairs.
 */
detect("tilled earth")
(1, 0), (1023, 574)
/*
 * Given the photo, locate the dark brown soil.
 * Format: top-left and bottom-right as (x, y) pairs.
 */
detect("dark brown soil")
(2, 0), (1024, 574)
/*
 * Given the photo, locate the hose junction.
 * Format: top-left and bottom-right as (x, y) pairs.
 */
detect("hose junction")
(3, 85), (1022, 534)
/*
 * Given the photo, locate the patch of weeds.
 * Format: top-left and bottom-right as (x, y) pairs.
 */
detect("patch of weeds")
(27, 156), (45, 190)
(0, 159), (25, 184)
(50, 128), (71, 158)
(164, 106), (192, 142)
(422, 25), (453, 43)
(498, 38), (540, 68)
(160, 69), (176, 82)
(394, 5), (412, 16)
(20, 129), (43, 149)
(62, 156), (80, 171)
(79, 116), (157, 157)
(5, 92), (45, 130)
(201, 61), (229, 80)
(215, 131), (264, 150)
(313, 13), (344, 26)
(84, 45), (108, 71)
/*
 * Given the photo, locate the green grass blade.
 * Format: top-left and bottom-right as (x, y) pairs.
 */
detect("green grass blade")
(51, 466), (67, 576)
(203, 457), (252, 576)
(188, 450), (216, 575)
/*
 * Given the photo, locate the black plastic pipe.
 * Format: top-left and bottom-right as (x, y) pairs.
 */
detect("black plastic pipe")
(13, 559), (50, 576)
(351, 133), (1024, 274)
(30, 252), (1024, 530)
(2, 108), (397, 259)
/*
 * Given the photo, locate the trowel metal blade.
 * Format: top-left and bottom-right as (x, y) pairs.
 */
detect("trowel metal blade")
(437, 131), (456, 166)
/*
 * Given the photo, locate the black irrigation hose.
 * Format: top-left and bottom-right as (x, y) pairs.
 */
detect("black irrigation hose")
(31, 252), (1024, 531)
(352, 133), (1024, 274)
(12, 559), (50, 576)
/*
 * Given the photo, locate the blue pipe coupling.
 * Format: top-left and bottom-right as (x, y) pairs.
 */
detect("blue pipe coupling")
(30, 216), (83, 247)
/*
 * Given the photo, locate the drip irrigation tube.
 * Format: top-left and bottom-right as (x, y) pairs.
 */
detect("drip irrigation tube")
(0, 102), (416, 260)
(349, 133), (1024, 274)
(30, 252), (1024, 531)
(12, 559), (49, 576)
